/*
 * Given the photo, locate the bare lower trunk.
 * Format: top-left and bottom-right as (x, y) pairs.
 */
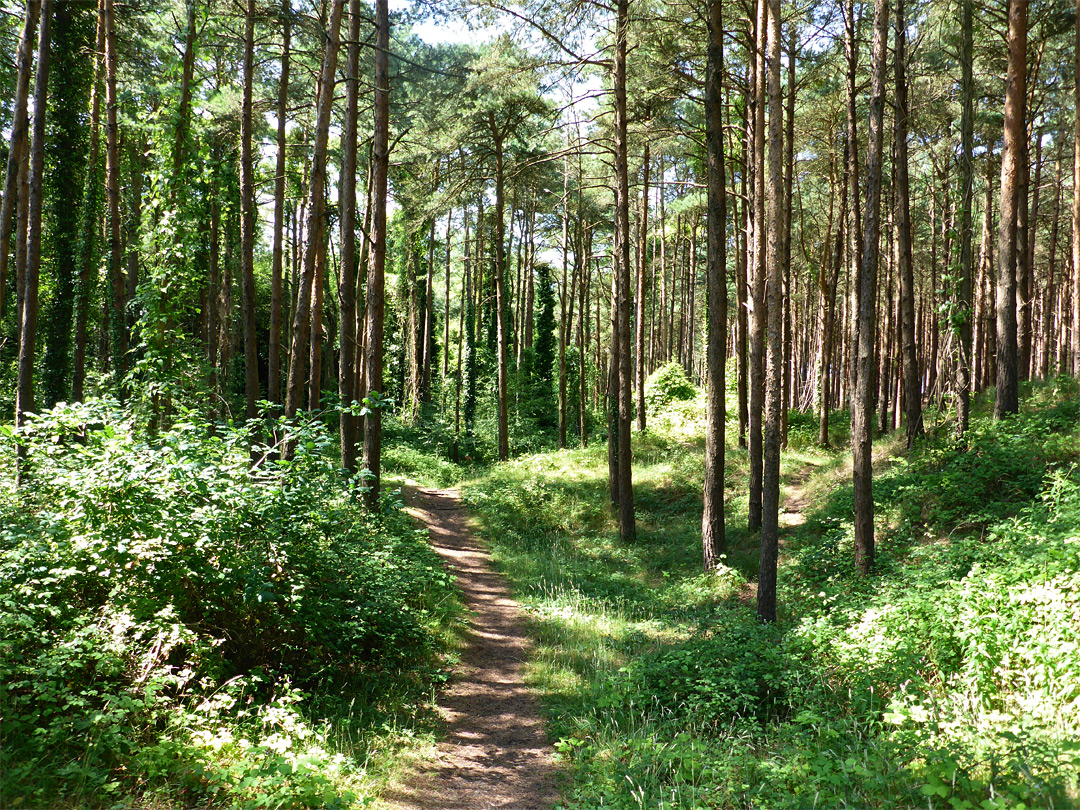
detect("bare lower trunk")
(0, 0), (39, 324)
(285, 0), (343, 418)
(15, 0), (52, 484)
(748, 0), (767, 533)
(338, 0), (361, 471)
(895, 0), (922, 447)
(997, 0), (1025, 418)
(854, 0), (889, 577)
(613, 0), (635, 542)
(702, 0), (726, 569)
(269, 0), (291, 405)
(758, 0), (783, 623)
(240, 0), (261, 420)
(361, 0), (389, 507)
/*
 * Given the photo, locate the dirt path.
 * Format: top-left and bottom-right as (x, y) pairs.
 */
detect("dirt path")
(380, 486), (560, 810)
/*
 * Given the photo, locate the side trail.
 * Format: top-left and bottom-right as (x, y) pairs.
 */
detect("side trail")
(381, 486), (560, 810)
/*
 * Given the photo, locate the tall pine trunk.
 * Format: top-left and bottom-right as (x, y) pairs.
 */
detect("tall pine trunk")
(758, 0), (783, 623)
(285, 0), (343, 418)
(239, 0), (260, 420)
(956, 0), (975, 435)
(854, 0), (889, 576)
(73, 0), (105, 402)
(996, 0), (1025, 418)
(269, 0), (291, 405)
(16, 0), (52, 483)
(748, 0), (767, 532)
(0, 0), (38, 323)
(702, 0), (726, 569)
(613, 0), (636, 542)
(361, 0), (389, 507)
(338, 0), (361, 471)
(895, 0), (922, 446)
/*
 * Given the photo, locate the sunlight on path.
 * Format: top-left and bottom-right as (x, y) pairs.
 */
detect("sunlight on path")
(380, 487), (560, 810)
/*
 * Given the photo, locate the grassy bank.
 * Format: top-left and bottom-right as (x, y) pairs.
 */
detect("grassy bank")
(462, 379), (1080, 809)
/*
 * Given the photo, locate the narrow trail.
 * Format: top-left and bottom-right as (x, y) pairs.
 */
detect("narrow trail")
(381, 486), (560, 810)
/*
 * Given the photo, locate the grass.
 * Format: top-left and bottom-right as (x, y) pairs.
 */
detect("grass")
(455, 380), (1080, 809)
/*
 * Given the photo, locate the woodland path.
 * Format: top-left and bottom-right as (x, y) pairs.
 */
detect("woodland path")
(381, 486), (560, 810)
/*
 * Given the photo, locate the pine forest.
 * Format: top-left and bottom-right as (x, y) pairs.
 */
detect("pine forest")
(1, 0), (1080, 806)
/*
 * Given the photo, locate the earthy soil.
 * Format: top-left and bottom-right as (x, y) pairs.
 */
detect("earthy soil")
(380, 486), (560, 810)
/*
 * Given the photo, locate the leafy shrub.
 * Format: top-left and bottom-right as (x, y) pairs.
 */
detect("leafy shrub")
(0, 400), (455, 806)
(619, 617), (789, 727)
(644, 362), (697, 415)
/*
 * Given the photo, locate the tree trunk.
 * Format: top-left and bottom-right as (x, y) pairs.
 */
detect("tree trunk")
(613, 0), (636, 542)
(854, 0), (888, 576)
(1073, 0), (1080, 375)
(780, 23), (796, 449)
(104, 0), (125, 382)
(559, 149), (570, 447)
(996, 0), (1025, 418)
(1023, 130), (1041, 379)
(285, 0), (343, 418)
(1043, 150), (1061, 378)
(16, 0), (52, 483)
(758, 0), (783, 623)
(0, 0), (38, 324)
(240, 0), (260, 420)
(748, 0), (767, 533)
(702, 0), (726, 569)
(493, 129), (510, 461)
(636, 143), (650, 432)
(361, 0), (388, 507)
(895, 0), (922, 447)
(737, 94), (749, 447)
(338, 0), (361, 471)
(73, 1), (105, 402)
(845, 0), (863, 404)
(956, 0), (974, 435)
(820, 143), (845, 447)
(269, 0), (291, 406)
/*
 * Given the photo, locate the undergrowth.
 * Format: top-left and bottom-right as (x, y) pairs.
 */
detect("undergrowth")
(463, 378), (1080, 809)
(0, 400), (460, 809)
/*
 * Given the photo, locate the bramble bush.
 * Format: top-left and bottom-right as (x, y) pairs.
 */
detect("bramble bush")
(0, 399), (455, 807)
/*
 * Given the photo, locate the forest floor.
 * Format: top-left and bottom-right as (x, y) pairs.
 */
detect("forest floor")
(379, 486), (561, 810)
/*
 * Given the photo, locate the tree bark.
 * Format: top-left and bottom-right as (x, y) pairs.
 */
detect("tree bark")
(73, 0), (105, 402)
(493, 127), (510, 461)
(0, 0), (38, 324)
(15, 0), (52, 483)
(996, 0), (1025, 418)
(613, 0), (636, 542)
(269, 0), (291, 406)
(104, 0), (125, 382)
(285, 0), (343, 418)
(559, 149), (570, 447)
(361, 0), (389, 507)
(854, 0), (888, 576)
(1073, 0), (1080, 375)
(748, 0), (767, 533)
(338, 0), (361, 471)
(636, 143), (650, 432)
(956, 0), (974, 435)
(240, 0), (261, 420)
(702, 0), (726, 570)
(895, 0), (922, 447)
(758, 0), (783, 623)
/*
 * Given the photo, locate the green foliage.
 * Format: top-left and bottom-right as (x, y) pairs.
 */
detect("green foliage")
(462, 381), (1080, 810)
(617, 617), (789, 727)
(0, 400), (456, 807)
(643, 362), (697, 415)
